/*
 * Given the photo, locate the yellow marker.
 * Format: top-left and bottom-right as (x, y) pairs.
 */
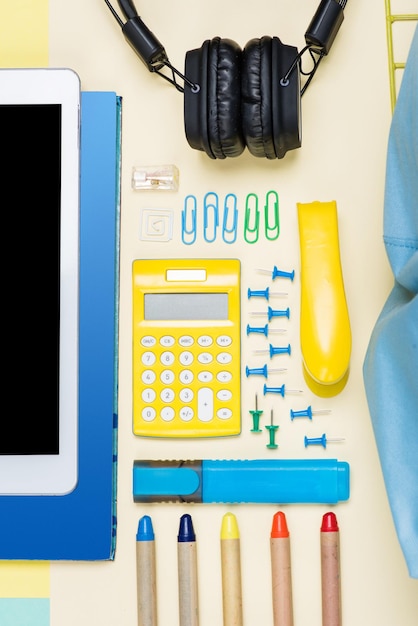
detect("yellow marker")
(220, 513), (243, 626)
(297, 201), (351, 397)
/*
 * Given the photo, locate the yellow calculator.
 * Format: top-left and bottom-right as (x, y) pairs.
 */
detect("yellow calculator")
(132, 259), (241, 437)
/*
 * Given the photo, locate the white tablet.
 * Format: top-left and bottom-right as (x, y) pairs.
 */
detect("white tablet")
(0, 68), (80, 495)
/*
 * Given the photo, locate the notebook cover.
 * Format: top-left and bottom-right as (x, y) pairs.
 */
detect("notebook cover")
(0, 91), (121, 560)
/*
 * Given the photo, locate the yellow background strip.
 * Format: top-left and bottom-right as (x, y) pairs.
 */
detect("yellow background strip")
(0, 0), (49, 67)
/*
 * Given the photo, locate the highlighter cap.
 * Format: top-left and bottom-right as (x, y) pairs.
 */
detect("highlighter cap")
(133, 460), (203, 503)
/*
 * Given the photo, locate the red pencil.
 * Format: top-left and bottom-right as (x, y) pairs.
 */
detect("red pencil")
(320, 512), (342, 626)
(270, 511), (294, 626)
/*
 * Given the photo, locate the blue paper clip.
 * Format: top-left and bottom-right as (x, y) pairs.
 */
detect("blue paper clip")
(264, 190), (280, 240)
(203, 191), (219, 242)
(244, 193), (260, 243)
(222, 193), (238, 243)
(181, 194), (197, 245)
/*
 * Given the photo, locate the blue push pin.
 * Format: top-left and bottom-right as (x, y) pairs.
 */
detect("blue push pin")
(247, 324), (287, 338)
(290, 406), (331, 420)
(267, 306), (290, 321)
(263, 384), (303, 398)
(304, 434), (345, 448)
(247, 287), (287, 301)
(246, 365), (286, 378)
(257, 266), (295, 281)
(271, 266), (295, 281)
(254, 344), (291, 359)
(247, 323), (269, 337)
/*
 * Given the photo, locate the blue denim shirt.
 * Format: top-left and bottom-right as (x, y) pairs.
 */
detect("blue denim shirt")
(363, 25), (418, 578)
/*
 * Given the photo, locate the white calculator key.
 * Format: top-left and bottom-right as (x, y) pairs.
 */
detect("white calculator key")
(198, 371), (213, 383)
(179, 388), (194, 403)
(217, 408), (232, 420)
(179, 351), (194, 365)
(179, 335), (194, 347)
(180, 369), (194, 384)
(141, 407), (156, 421)
(198, 335), (213, 347)
(141, 335), (156, 347)
(141, 351), (156, 366)
(141, 369), (156, 384)
(141, 388), (156, 403)
(161, 407), (175, 422)
(160, 369), (175, 384)
(160, 388), (175, 403)
(217, 389), (232, 401)
(160, 351), (175, 366)
(217, 371), (232, 383)
(180, 407), (194, 422)
(217, 335), (232, 347)
(198, 387), (214, 422)
(160, 335), (175, 347)
(198, 352), (213, 364)
(217, 352), (232, 365)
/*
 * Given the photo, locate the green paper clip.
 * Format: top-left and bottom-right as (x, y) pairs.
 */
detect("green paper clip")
(264, 190), (280, 240)
(244, 193), (260, 243)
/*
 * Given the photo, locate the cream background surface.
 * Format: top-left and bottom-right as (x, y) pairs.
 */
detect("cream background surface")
(9, 1), (418, 625)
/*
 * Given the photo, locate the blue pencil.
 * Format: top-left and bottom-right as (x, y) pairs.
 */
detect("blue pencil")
(136, 515), (158, 626)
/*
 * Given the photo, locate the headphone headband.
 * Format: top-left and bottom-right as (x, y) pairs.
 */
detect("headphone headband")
(104, 0), (348, 159)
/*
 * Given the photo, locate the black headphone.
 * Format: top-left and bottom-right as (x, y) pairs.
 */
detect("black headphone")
(104, 0), (347, 159)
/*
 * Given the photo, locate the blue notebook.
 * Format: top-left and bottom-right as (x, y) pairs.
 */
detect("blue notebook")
(0, 91), (121, 560)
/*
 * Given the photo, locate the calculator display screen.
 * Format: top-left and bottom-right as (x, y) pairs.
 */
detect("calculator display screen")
(144, 293), (229, 321)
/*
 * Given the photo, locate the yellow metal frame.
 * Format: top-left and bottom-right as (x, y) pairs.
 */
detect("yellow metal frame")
(385, 0), (418, 111)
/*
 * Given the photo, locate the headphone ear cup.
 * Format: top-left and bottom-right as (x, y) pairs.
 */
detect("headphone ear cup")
(242, 36), (301, 159)
(184, 37), (245, 159)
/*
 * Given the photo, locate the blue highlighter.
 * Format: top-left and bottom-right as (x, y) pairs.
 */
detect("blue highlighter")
(132, 458), (350, 505)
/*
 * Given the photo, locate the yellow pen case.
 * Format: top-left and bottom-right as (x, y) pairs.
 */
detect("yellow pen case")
(297, 200), (351, 397)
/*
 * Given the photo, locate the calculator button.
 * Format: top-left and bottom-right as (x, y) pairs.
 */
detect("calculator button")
(217, 371), (232, 383)
(180, 407), (194, 422)
(141, 369), (156, 384)
(160, 369), (175, 384)
(217, 352), (232, 365)
(141, 351), (156, 366)
(217, 389), (232, 401)
(160, 351), (175, 366)
(179, 335), (194, 347)
(198, 371), (213, 383)
(142, 407), (156, 421)
(180, 369), (194, 384)
(161, 407), (175, 422)
(141, 335), (156, 347)
(160, 388), (175, 403)
(198, 387), (213, 422)
(179, 351), (194, 366)
(198, 335), (213, 347)
(198, 352), (213, 364)
(179, 388), (194, 403)
(160, 335), (175, 347)
(141, 388), (156, 403)
(217, 408), (232, 420)
(217, 335), (232, 347)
